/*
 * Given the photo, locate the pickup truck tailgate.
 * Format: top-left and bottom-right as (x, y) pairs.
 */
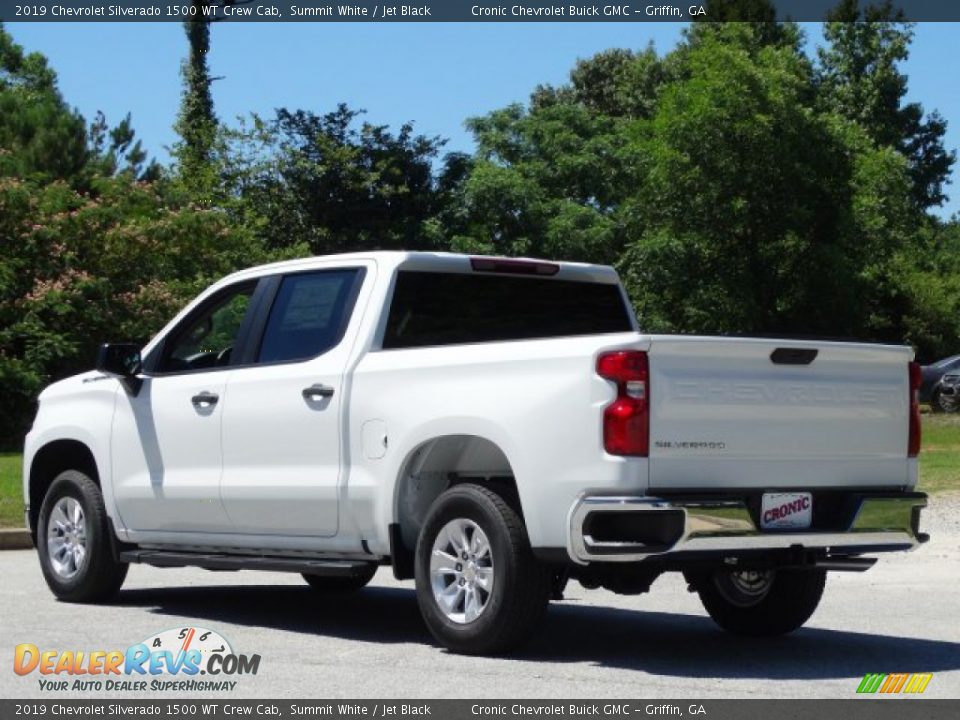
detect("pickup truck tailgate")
(647, 337), (914, 490)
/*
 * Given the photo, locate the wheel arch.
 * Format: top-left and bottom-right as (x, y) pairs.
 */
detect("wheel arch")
(28, 439), (100, 544)
(390, 434), (522, 579)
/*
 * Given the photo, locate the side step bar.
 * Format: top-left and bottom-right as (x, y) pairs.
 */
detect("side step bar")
(119, 549), (376, 577)
(807, 556), (877, 572)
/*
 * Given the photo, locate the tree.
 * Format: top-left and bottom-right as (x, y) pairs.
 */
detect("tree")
(532, 45), (672, 120)
(448, 101), (628, 262)
(222, 104), (450, 254)
(619, 24), (907, 337)
(0, 172), (290, 446)
(687, 0), (804, 54)
(173, 10), (218, 200)
(896, 218), (960, 360)
(0, 24), (281, 446)
(88, 111), (160, 180)
(0, 23), (88, 181)
(818, 0), (955, 209)
(455, 22), (950, 354)
(1, 25), (158, 186)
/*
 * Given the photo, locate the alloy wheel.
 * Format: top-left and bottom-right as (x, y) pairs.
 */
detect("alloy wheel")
(429, 518), (495, 624)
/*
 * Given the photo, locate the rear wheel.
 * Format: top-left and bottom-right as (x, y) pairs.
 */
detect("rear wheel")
(301, 564), (378, 593)
(415, 484), (552, 655)
(691, 567), (826, 637)
(37, 470), (128, 602)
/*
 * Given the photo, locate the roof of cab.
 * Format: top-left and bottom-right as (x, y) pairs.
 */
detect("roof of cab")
(219, 251), (621, 285)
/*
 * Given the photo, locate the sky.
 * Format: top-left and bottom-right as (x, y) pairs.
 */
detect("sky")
(6, 21), (960, 218)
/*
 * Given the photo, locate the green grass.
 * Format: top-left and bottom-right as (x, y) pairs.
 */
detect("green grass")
(918, 412), (960, 495)
(0, 414), (957, 528)
(0, 453), (24, 528)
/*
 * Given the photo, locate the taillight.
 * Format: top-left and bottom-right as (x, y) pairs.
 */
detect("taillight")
(909, 361), (922, 458)
(597, 351), (649, 456)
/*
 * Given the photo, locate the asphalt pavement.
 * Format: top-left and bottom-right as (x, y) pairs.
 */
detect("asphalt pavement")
(2, 497), (958, 699)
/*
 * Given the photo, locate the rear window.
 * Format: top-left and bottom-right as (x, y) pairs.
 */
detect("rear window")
(382, 271), (633, 349)
(257, 269), (362, 364)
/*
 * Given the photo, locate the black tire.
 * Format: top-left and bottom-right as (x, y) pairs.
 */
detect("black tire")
(302, 564), (378, 592)
(692, 568), (826, 637)
(931, 390), (945, 413)
(415, 484), (552, 655)
(935, 389), (959, 414)
(36, 470), (128, 603)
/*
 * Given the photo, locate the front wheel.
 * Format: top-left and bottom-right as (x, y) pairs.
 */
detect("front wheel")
(691, 567), (826, 637)
(415, 484), (552, 655)
(37, 470), (128, 602)
(935, 389), (959, 413)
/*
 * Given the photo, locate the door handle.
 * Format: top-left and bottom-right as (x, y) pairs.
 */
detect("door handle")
(191, 391), (219, 408)
(302, 383), (335, 401)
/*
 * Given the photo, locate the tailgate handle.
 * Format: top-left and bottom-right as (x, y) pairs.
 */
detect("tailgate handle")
(771, 348), (818, 365)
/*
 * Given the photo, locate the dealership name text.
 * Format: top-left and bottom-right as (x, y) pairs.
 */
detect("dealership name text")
(470, 706), (705, 716)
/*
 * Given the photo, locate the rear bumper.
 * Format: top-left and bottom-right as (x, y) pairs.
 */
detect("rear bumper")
(567, 492), (927, 564)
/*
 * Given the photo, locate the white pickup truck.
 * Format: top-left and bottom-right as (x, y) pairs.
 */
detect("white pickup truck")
(24, 252), (927, 654)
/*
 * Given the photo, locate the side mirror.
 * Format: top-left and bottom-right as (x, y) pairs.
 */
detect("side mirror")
(96, 344), (143, 395)
(96, 343), (142, 376)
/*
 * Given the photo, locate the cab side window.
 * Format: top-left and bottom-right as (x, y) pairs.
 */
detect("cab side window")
(256, 269), (362, 364)
(157, 283), (255, 373)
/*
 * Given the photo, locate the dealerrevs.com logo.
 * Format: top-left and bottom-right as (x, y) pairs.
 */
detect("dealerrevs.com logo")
(14, 627), (260, 693)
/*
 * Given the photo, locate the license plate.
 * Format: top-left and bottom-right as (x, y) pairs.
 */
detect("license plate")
(760, 492), (812, 530)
